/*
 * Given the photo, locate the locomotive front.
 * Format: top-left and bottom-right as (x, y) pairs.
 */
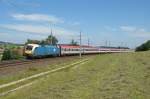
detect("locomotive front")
(24, 44), (39, 57)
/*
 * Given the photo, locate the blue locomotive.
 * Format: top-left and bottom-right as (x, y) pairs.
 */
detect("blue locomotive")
(24, 44), (60, 58)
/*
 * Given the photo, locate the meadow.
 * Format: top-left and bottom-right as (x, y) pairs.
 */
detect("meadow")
(1, 51), (150, 99)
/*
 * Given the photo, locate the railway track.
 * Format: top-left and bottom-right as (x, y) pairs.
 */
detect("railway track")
(0, 60), (36, 68)
(0, 56), (84, 69)
(0, 58), (61, 68)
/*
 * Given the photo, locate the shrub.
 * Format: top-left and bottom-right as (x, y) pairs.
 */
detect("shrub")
(1, 49), (12, 60)
(2, 49), (24, 60)
(136, 40), (150, 51)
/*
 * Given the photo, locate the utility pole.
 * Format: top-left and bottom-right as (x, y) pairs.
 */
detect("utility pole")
(125, 43), (127, 48)
(121, 42), (123, 47)
(105, 40), (108, 47)
(79, 31), (82, 58)
(88, 38), (90, 46)
(109, 41), (111, 47)
(50, 28), (53, 45)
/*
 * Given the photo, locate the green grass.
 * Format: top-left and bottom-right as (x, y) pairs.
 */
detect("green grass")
(0, 44), (21, 49)
(0, 59), (87, 94)
(1, 52), (150, 99)
(0, 58), (82, 85)
(0, 44), (24, 61)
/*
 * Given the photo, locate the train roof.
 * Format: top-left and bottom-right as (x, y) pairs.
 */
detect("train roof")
(59, 44), (97, 49)
(26, 44), (40, 47)
(26, 44), (129, 49)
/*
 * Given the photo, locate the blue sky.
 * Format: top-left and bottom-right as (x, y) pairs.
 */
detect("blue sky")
(0, 0), (150, 48)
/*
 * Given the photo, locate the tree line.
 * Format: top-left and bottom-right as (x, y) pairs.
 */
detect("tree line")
(25, 35), (78, 46)
(26, 35), (58, 45)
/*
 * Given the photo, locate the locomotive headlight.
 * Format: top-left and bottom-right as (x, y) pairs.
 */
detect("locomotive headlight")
(25, 50), (32, 55)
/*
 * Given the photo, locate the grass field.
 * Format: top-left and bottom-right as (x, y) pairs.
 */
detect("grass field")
(1, 52), (150, 99)
(0, 44), (21, 49)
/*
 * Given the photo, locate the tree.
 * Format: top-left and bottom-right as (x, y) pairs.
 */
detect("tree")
(70, 39), (78, 45)
(25, 35), (58, 45)
(2, 48), (24, 60)
(40, 40), (47, 45)
(45, 35), (58, 45)
(136, 40), (150, 51)
(25, 39), (41, 44)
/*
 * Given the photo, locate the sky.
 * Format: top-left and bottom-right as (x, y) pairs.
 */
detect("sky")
(0, 0), (150, 48)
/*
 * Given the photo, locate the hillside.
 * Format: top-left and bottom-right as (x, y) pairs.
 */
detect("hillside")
(0, 41), (15, 45)
(0, 41), (24, 46)
(1, 52), (150, 99)
(0, 41), (24, 49)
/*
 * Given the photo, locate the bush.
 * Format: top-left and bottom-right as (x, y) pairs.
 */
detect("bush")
(136, 40), (150, 51)
(1, 49), (12, 60)
(2, 49), (24, 60)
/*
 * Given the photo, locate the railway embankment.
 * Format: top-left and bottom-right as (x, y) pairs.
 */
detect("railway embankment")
(0, 52), (150, 99)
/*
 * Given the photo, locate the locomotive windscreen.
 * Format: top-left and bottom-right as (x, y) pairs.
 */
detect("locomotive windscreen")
(26, 45), (33, 51)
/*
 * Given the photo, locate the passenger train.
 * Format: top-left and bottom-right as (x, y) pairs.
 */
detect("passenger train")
(24, 44), (130, 58)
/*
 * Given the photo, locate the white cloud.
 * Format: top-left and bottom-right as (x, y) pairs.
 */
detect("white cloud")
(1, 24), (77, 37)
(0, 32), (8, 35)
(120, 26), (136, 32)
(71, 22), (80, 26)
(120, 26), (150, 38)
(104, 26), (117, 31)
(11, 14), (64, 24)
